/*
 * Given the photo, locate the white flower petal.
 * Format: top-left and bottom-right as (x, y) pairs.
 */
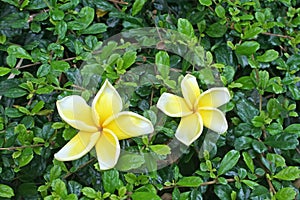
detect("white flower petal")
(103, 111), (154, 140)
(181, 74), (200, 109)
(198, 107), (228, 133)
(157, 93), (192, 117)
(92, 80), (123, 126)
(197, 87), (230, 108)
(56, 95), (98, 132)
(175, 112), (203, 146)
(54, 131), (99, 161)
(95, 129), (120, 170)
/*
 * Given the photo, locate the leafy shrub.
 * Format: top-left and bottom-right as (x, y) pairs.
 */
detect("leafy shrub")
(0, 0), (299, 199)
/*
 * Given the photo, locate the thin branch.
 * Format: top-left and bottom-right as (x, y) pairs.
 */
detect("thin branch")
(18, 57), (77, 69)
(108, 0), (128, 4)
(0, 144), (44, 151)
(63, 158), (96, 179)
(266, 176), (276, 194)
(163, 178), (235, 189)
(262, 32), (294, 40)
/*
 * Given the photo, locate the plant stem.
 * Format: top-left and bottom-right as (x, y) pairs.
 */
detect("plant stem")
(0, 144), (44, 151)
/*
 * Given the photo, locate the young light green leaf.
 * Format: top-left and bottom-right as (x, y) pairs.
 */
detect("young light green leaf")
(275, 187), (296, 200)
(199, 0), (212, 6)
(177, 18), (195, 38)
(0, 67), (11, 76)
(131, 192), (161, 200)
(218, 150), (240, 175)
(176, 176), (203, 187)
(273, 166), (300, 181)
(155, 51), (170, 79)
(116, 153), (145, 171)
(132, 0), (147, 16)
(242, 152), (254, 173)
(257, 50), (279, 62)
(0, 184), (14, 198)
(149, 145), (171, 156)
(215, 5), (226, 18)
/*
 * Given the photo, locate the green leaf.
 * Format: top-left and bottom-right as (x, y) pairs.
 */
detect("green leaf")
(240, 180), (259, 189)
(177, 18), (195, 38)
(266, 153), (286, 168)
(176, 176), (203, 187)
(252, 140), (267, 153)
(4, 88), (27, 98)
(257, 50), (279, 62)
(50, 165), (61, 182)
(0, 184), (14, 198)
(235, 41), (260, 55)
(242, 27), (263, 39)
(235, 76), (255, 90)
(215, 5), (226, 18)
(0, 67), (11, 76)
(81, 23), (107, 34)
(116, 153), (145, 171)
(218, 150), (240, 175)
(199, 0), (212, 6)
(50, 8), (64, 21)
(267, 98), (281, 119)
(68, 7), (94, 30)
(31, 101), (45, 114)
(51, 60), (70, 72)
(7, 45), (32, 60)
(275, 187), (296, 200)
(17, 148), (34, 167)
(155, 51), (170, 79)
(149, 144), (171, 155)
(102, 169), (120, 193)
(273, 166), (300, 181)
(242, 152), (254, 173)
(122, 51), (137, 69)
(206, 22), (227, 38)
(51, 179), (67, 197)
(264, 133), (299, 150)
(284, 124), (300, 136)
(131, 192), (161, 200)
(81, 187), (97, 198)
(132, 0), (147, 16)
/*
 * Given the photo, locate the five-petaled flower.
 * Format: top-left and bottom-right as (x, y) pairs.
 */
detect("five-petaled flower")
(54, 80), (154, 170)
(157, 74), (230, 146)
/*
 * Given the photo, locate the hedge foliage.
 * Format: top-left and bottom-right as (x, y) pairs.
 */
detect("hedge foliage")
(0, 0), (300, 199)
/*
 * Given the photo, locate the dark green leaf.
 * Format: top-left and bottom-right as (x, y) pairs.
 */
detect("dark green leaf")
(264, 133), (299, 150)
(81, 23), (107, 34)
(206, 22), (227, 38)
(218, 150), (240, 175)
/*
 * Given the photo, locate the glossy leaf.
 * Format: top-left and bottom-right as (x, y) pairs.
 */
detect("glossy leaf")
(218, 150), (240, 175)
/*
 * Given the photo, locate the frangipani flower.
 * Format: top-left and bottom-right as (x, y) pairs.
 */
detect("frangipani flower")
(54, 80), (154, 170)
(157, 74), (230, 146)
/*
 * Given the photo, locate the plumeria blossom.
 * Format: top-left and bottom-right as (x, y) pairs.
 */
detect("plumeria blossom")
(157, 74), (230, 146)
(54, 80), (154, 170)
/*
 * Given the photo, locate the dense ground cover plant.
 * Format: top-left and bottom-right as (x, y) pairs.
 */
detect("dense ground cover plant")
(0, 0), (300, 199)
